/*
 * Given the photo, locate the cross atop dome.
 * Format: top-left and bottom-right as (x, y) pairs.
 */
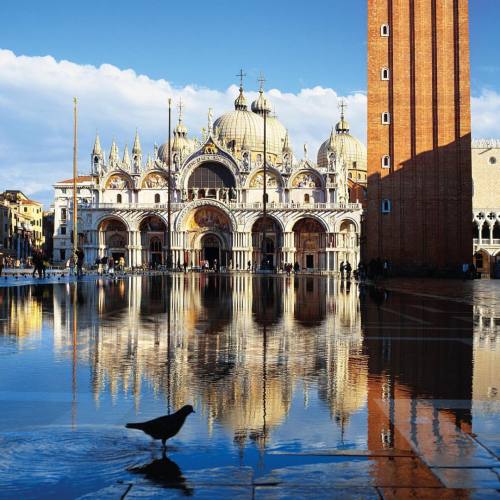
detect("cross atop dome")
(258, 72), (266, 92)
(338, 99), (348, 120)
(236, 68), (247, 89)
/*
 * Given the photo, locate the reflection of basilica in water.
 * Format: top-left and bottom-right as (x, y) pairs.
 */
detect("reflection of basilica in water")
(1, 277), (497, 458)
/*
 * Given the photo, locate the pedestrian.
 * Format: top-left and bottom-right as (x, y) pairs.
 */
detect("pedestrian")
(294, 261), (300, 273)
(119, 256), (125, 272)
(102, 255), (109, 275)
(213, 258), (218, 272)
(345, 261), (352, 280)
(75, 248), (85, 278)
(108, 256), (115, 277)
(340, 261), (345, 280)
(183, 260), (188, 273)
(247, 260), (251, 271)
(204, 260), (209, 272)
(42, 255), (49, 278)
(383, 259), (390, 278)
(462, 262), (469, 280)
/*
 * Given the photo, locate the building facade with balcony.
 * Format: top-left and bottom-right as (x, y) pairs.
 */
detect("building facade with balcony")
(52, 86), (366, 272)
(472, 139), (500, 278)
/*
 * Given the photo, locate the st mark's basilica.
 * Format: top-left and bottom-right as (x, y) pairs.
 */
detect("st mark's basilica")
(53, 82), (367, 271)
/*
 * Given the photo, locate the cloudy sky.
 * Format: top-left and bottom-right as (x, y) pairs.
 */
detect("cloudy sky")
(1, 0), (499, 206)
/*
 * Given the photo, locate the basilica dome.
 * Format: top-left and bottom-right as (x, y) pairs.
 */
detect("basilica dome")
(214, 87), (287, 157)
(317, 116), (367, 183)
(158, 118), (196, 162)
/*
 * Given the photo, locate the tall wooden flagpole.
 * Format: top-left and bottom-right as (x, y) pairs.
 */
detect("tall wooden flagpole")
(72, 97), (78, 255)
(167, 98), (172, 269)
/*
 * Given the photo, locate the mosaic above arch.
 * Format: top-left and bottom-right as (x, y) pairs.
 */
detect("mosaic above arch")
(106, 174), (132, 189)
(186, 206), (232, 232)
(142, 172), (168, 189)
(249, 171), (279, 188)
(291, 171), (322, 188)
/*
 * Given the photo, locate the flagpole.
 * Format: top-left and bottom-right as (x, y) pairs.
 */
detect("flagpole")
(167, 98), (172, 270)
(262, 98), (267, 270)
(72, 97), (78, 256)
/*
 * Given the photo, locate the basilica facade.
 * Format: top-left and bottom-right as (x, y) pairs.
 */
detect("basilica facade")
(52, 85), (366, 272)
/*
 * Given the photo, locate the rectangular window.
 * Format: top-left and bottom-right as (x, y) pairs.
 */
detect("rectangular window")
(61, 226), (66, 235)
(60, 249), (66, 261)
(381, 112), (391, 125)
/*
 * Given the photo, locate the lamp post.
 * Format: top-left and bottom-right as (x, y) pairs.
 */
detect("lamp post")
(72, 97), (78, 258)
(262, 98), (268, 270)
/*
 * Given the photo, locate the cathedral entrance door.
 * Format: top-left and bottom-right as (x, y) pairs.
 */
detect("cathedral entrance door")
(306, 255), (314, 269)
(201, 234), (221, 270)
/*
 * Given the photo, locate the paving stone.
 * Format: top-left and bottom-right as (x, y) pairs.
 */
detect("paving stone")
(268, 449), (414, 458)
(380, 487), (500, 499)
(430, 467), (500, 489)
(255, 485), (379, 499)
(76, 483), (133, 499)
(126, 484), (252, 499)
(255, 457), (440, 488)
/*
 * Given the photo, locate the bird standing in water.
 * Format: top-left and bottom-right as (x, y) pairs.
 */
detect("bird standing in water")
(126, 405), (195, 449)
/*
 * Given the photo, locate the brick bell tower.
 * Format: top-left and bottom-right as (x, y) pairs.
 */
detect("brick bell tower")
(366, 0), (473, 274)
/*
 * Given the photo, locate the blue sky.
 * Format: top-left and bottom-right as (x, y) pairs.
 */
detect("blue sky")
(0, 0), (499, 206)
(1, 0), (498, 95)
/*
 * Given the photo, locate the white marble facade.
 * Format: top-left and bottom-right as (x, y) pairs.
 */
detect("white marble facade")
(52, 87), (365, 272)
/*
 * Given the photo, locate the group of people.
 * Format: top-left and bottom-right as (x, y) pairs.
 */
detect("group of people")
(94, 255), (125, 276)
(339, 261), (353, 280)
(31, 249), (50, 278)
(200, 259), (218, 272)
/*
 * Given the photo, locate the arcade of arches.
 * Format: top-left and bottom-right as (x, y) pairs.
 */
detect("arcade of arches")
(93, 210), (359, 271)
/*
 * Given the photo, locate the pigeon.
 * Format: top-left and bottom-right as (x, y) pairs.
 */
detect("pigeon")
(126, 405), (195, 448)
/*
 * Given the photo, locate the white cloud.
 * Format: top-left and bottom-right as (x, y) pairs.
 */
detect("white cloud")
(0, 49), (366, 206)
(1, 48), (494, 208)
(471, 89), (500, 138)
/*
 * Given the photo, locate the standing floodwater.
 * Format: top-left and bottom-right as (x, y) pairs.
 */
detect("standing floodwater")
(0, 275), (498, 498)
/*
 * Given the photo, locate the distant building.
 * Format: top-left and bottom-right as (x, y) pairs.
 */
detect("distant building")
(42, 210), (55, 260)
(472, 140), (500, 278)
(0, 190), (44, 259)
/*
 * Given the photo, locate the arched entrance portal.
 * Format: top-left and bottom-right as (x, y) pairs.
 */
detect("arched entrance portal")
(140, 216), (166, 268)
(292, 218), (326, 270)
(252, 217), (282, 270)
(201, 234), (222, 270)
(98, 219), (127, 263)
(184, 206), (233, 270)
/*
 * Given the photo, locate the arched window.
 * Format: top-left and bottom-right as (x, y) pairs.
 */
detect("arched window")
(382, 112), (391, 125)
(381, 67), (390, 80)
(381, 24), (390, 37)
(382, 155), (391, 168)
(381, 199), (392, 214)
(117, 194), (122, 204)
(154, 193), (160, 203)
(188, 162), (236, 188)
(304, 194), (310, 204)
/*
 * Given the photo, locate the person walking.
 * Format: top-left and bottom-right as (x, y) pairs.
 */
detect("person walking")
(119, 255), (125, 272)
(108, 256), (115, 278)
(345, 261), (352, 280)
(183, 260), (188, 273)
(340, 261), (345, 280)
(294, 261), (300, 274)
(75, 248), (85, 279)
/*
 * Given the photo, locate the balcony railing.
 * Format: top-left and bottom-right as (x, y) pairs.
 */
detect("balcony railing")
(82, 201), (362, 211)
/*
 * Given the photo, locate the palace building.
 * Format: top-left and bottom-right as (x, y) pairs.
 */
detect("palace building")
(52, 84), (366, 271)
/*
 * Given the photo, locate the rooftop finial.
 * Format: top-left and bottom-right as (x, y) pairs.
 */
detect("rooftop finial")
(258, 71), (266, 93)
(236, 68), (246, 90)
(177, 97), (184, 123)
(338, 98), (348, 120)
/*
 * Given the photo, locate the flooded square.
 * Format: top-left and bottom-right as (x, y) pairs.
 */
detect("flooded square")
(0, 275), (499, 498)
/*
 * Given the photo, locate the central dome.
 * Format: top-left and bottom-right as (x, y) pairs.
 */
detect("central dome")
(214, 86), (287, 157)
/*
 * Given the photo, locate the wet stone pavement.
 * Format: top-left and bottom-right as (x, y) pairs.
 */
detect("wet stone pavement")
(0, 274), (498, 498)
